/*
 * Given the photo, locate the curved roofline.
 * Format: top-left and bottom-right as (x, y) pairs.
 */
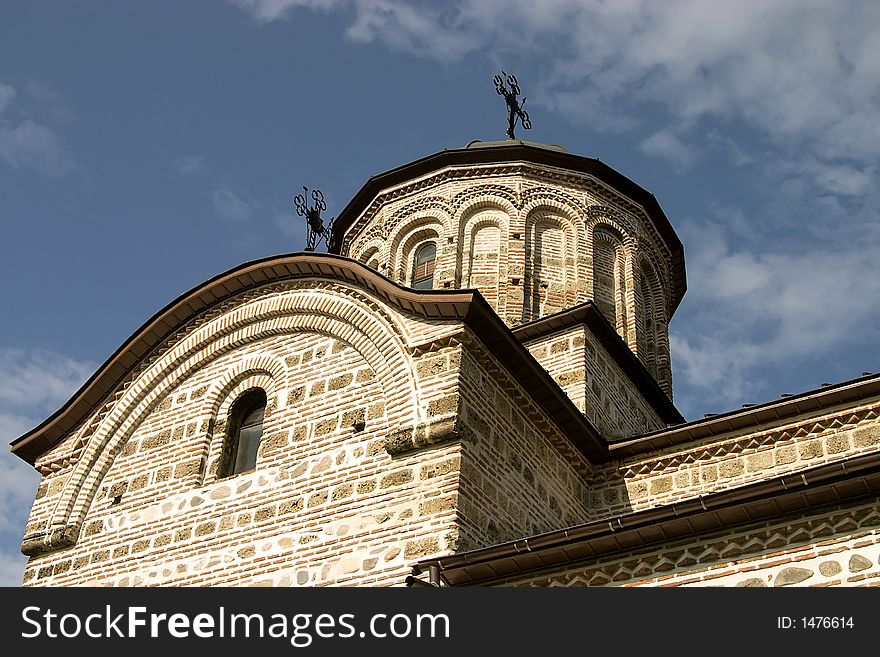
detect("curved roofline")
(11, 253), (608, 465)
(329, 142), (687, 312)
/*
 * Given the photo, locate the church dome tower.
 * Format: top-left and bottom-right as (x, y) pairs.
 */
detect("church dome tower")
(330, 140), (686, 399)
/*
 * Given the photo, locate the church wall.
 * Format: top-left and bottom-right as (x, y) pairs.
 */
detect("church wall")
(588, 399), (880, 521)
(522, 326), (664, 442)
(20, 281), (477, 587)
(491, 498), (880, 587)
(19, 274), (605, 587)
(453, 345), (592, 551)
(22, 332), (458, 587)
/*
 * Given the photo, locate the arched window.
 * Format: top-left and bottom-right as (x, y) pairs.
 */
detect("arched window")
(218, 388), (266, 478)
(411, 242), (437, 290)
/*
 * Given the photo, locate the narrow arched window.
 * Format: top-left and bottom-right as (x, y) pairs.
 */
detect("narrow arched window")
(411, 242), (436, 290)
(218, 388), (266, 478)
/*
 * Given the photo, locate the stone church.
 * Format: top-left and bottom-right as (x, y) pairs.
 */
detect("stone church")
(12, 139), (880, 587)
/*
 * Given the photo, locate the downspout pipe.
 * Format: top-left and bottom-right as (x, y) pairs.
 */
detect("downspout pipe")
(405, 564), (442, 587)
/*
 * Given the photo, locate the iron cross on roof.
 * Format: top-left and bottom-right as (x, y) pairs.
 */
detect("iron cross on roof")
(294, 186), (334, 252)
(493, 71), (532, 140)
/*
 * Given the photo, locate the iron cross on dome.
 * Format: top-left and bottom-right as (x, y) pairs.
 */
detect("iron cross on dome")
(493, 70), (532, 140)
(294, 186), (334, 252)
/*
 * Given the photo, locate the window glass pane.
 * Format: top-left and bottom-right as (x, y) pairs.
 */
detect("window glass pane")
(220, 389), (267, 478)
(241, 404), (265, 430)
(412, 242), (436, 289)
(233, 423), (263, 474)
(416, 243), (436, 264)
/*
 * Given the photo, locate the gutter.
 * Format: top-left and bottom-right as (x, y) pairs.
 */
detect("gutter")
(412, 450), (880, 585)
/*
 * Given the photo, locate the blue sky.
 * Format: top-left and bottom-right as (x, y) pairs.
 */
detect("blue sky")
(2, 0), (879, 585)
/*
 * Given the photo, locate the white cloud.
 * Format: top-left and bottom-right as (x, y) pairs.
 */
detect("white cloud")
(800, 160), (873, 198)
(706, 204), (757, 241)
(537, 87), (639, 134)
(212, 187), (257, 222)
(670, 334), (762, 404)
(235, 1), (880, 183)
(0, 80), (76, 176)
(0, 411), (39, 442)
(273, 211), (301, 239)
(672, 217), (880, 409)
(345, 0), (478, 61)
(232, 0), (342, 22)
(0, 81), (15, 113)
(0, 119), (76, 177)
(0, 449), (38, 536)
(0, 348), (94, 412)
(0, 348), (93, 557)
(0, 551), (27, 587)
(707, 132), (753, 167)
(173, 154), (207, 176)
(23, 79), (58, 103)
(638, 128), (696, 171)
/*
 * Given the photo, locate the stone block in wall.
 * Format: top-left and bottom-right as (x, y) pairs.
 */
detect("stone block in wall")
(403, 537), (440, 560)
(384, 414), (460, 456)
(854, 424), (880, 447)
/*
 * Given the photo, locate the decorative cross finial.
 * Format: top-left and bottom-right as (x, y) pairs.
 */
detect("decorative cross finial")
(493, 70), (532, 140)
(293, 186), (334, 252)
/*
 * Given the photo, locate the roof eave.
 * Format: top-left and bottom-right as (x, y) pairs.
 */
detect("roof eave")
(414, 449), (880, 586)
(611, 372), (880, 458)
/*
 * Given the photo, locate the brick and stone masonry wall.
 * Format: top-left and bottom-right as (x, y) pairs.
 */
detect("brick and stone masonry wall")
(522, 325), (664, 441)
(468, 388), (880, 584)
(20, 282), (476, 586)
(494, 499), (880, 587)
(453, 345), (592, 550)
(20, 279), (596, 587)
(342, 163), (676, 395)
(587, 399), (880, 521)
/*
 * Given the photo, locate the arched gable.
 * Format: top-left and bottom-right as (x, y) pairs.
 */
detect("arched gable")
(39, 281), (425, 555)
